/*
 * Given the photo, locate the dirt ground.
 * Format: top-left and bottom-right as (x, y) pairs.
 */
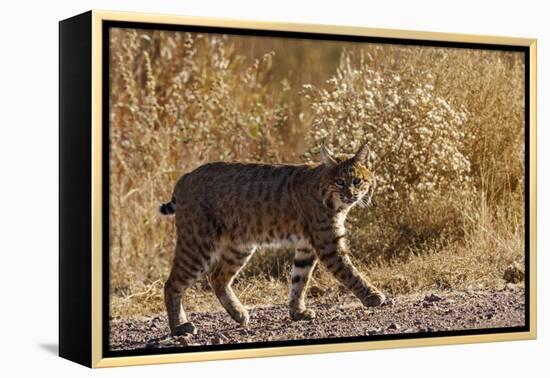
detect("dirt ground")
(109, 284), (525, 351)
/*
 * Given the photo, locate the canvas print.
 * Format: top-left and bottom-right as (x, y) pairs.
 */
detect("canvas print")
(107, 26), (527, 352)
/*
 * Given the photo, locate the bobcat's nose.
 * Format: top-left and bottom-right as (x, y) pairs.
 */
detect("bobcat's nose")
(341, 195), (357, 204)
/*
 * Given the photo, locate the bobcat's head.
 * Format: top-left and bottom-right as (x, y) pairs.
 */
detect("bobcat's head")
(319, 142), (376, 211)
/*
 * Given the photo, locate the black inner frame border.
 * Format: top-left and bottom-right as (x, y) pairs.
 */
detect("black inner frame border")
(102, 20), (531, 359)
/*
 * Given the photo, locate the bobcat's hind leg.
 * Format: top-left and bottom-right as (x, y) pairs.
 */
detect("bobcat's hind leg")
(210, 246), (255, 327)
(165, 241), (213, 336)
(289, 248), (317, 321)
(164, 272), (198, 336)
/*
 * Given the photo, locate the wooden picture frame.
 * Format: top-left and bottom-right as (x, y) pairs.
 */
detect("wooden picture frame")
(59, 10), (537, 368)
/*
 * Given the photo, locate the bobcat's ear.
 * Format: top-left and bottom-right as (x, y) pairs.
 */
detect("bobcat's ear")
(320, 144), (338, 166)
(354, 141), (372, 168)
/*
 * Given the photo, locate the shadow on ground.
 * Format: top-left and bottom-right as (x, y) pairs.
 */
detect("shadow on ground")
(38, 343), (58, 355)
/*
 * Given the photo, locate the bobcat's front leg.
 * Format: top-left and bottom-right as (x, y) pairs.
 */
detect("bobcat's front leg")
(313, 230), (385, 307)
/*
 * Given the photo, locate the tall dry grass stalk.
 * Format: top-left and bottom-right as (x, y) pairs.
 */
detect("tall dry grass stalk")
(108, 28), (525, 317)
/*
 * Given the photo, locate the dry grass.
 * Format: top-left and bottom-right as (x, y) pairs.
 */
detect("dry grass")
(108, 28), (525, 318)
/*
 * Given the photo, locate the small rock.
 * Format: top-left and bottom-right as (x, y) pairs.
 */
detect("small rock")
(151, 316), (162, 323)
(506, 282), (518, 291)
(503, 262), (524, 284)
(146, 334), (191, 349)
(387, 323), (400, 331)
(367, 327), (381, 335)
(211, 333), (229, 345)
(424, 293), (444, 303)
(172, 335), (191, 346)
(419, 327), (434, 333)
(382, 297), (395, 306)
(237, 328), (250, 336)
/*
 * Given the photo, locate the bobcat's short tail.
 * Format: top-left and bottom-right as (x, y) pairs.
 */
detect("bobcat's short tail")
(159, 197), (176, 216)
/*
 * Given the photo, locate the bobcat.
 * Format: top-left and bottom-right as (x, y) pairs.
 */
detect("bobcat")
(159, 142), (386, 336)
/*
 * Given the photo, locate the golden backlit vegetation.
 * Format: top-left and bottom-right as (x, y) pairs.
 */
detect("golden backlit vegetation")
(109, 28), (525, 317)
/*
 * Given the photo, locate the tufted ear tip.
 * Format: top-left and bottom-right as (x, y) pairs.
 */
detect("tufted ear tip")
(353, 141), (374, 169)
(320, 143), (338, 166)
(355, 141), (370, 162)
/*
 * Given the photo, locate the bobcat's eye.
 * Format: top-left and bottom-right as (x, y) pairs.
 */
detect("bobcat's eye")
(335, 179), (345, 187)
(352, 177), (362, 186)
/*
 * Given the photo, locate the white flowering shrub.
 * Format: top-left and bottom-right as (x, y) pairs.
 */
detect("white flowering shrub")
(303, 51), (473, 259)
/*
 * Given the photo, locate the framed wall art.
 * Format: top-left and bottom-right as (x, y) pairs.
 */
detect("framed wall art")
(59, 10), (537, 368)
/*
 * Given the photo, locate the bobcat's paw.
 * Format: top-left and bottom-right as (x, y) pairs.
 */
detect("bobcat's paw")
(231, 309), (250, 328)
(362, 291), (386, 307)
(290, 308), (316, 321)
(171, 322), (197, 336)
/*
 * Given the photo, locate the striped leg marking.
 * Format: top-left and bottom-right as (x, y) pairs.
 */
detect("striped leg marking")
(316, 239), (385, 308)
(164, 272), (198, 336)
(165, 243), (212, 336)
(289, 248), (317, 320)
(210, 246), (255, 327)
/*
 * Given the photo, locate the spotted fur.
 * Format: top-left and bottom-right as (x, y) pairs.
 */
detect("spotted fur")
(161, 142), (385, 336)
